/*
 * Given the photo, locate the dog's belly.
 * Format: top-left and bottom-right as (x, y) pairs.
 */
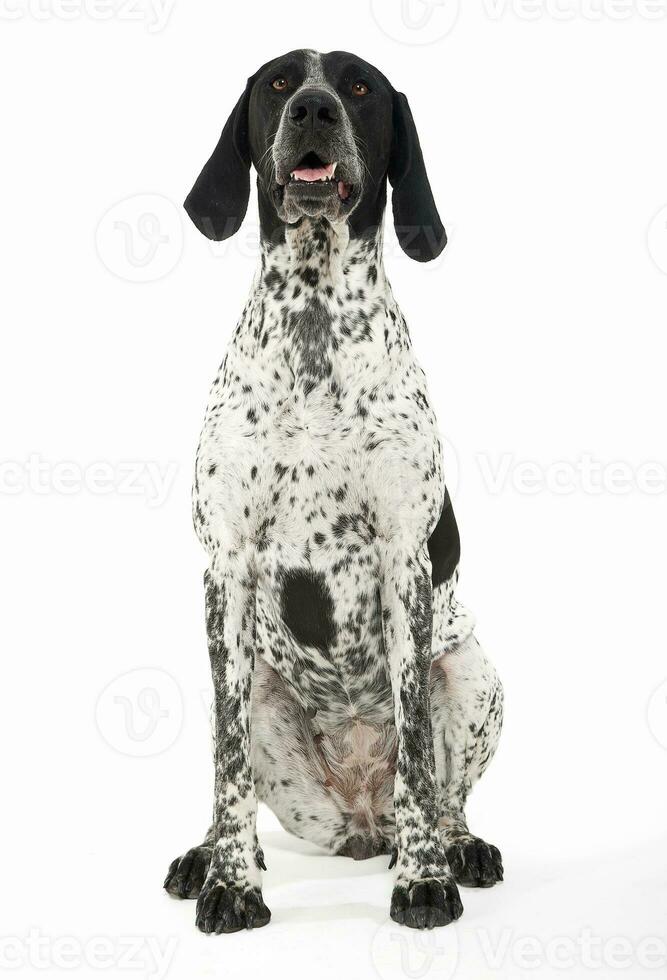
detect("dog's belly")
(254, 552), (398, 839)
(255, 540), (394, 729)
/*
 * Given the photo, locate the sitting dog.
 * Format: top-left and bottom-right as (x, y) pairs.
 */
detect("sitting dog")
(164, 49), (504, 933)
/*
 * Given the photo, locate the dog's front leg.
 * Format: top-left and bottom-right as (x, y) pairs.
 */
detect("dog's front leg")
(195, 566), (270, 934)
(381, 544), (464, 929)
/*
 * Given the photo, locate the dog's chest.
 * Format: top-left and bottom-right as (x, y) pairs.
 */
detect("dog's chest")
(195, 345), (442, 561)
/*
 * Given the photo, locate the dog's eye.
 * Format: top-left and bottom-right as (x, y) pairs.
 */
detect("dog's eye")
(272, 76), (289, 93)
(352, 81), (369, 97)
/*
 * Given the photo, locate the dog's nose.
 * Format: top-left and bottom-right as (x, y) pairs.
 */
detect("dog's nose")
(289, 89), (339, 130)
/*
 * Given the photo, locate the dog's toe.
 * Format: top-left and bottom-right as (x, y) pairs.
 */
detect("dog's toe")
(445, 837), (503, 888)
(164, 846), (212, 900)
(336, 835), (391, 860)
(195, 878), (271, 934)
(390, 877), (463, 929)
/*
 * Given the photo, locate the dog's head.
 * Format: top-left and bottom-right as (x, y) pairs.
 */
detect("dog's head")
(185, 50), (445, 262)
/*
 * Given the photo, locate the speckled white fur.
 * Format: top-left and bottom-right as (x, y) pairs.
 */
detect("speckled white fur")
(165, 218), (504, 931)
(165, 49), (504, 933)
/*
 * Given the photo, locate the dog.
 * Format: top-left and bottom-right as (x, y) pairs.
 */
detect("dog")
(164, 49), (504, 933)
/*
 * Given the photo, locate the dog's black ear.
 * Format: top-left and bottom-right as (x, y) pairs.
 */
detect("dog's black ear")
(388, 92), (446, 263)
(184, 78), (254, 242)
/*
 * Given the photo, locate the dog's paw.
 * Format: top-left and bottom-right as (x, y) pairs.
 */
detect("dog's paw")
(336, 834), (391, 861)
(390, 877), (463, 930)
(164, 846), (212, 900)
(445, 837), (503, 888)
(195, 878), (271, 934)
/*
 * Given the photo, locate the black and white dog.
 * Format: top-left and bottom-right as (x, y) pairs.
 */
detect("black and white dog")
(164, 49), (504, 933)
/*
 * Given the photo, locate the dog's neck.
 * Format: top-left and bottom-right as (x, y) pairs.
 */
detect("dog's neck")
(260, 217), (386, 292)
(238, 217), (407, 393)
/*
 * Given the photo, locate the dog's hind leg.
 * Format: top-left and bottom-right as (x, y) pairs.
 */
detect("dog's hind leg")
(431, 630), (504, 888)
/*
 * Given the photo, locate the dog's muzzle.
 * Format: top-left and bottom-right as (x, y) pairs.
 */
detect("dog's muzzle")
(272, 87), (361, 223)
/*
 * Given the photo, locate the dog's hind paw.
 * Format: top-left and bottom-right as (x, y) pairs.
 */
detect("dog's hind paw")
(336, 835), (391, 861)
(164, 846), (212, 900)
(445, 836), (503, 888)
(195, 878), (271, 934)
(390, 877), (463, 930)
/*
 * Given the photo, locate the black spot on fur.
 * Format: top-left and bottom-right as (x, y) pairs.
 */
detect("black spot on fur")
(301, 267), (319, 288)
(264, 268), (283, 291)
(280, 568), (336, 651)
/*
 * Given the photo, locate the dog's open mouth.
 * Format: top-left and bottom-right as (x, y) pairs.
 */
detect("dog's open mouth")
(275, 151), (356, 216)
(287, 152), (353, 202)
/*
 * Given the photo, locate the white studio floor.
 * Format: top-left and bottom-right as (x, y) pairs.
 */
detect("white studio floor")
(159, 823), (667, 980)
(10, 799), (662, 980)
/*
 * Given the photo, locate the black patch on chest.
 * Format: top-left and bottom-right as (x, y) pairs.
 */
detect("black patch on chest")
(280, 568), (336, 651)
(287, 297), (333, 382)
(427, 490), (461, 587)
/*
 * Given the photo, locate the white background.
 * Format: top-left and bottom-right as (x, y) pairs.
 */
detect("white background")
(1, 1), (666, 977)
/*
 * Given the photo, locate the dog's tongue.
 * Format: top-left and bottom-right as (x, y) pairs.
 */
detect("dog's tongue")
(291, 163), (336, 182)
